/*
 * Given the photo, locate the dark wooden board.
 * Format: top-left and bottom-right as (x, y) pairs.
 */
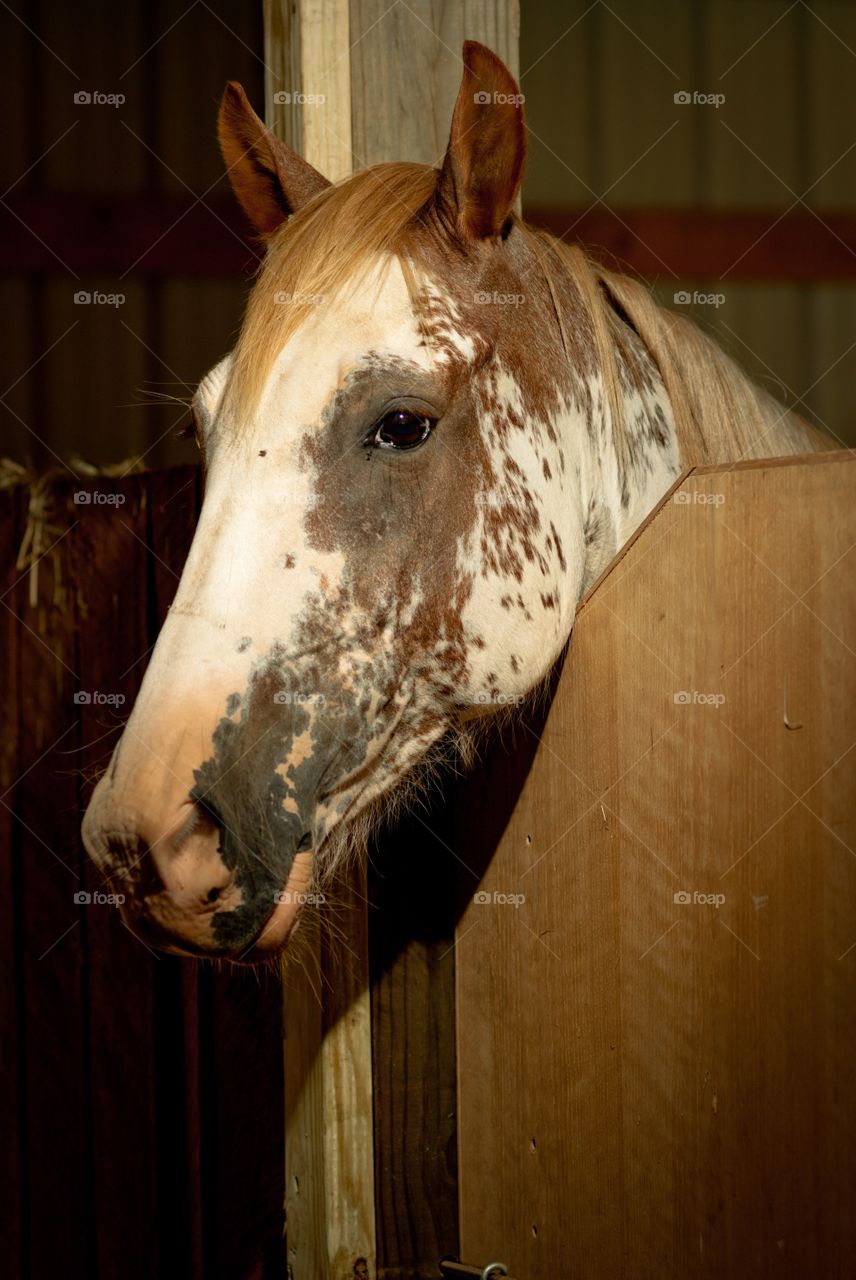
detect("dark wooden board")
(1, 467), (285, 1278)
(369, 785), (461, 1279)
(13, 479), (89, 1279)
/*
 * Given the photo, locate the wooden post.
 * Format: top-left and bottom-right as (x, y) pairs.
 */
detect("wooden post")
(262, 4), (519, 1276)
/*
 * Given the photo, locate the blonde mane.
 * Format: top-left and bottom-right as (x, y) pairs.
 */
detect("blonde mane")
(223, 160), (832, 466)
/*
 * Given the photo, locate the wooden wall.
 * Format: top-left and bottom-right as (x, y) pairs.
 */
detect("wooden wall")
(0, 0), (263, 469)
(454, 451), (856, 1278)
(520, 0), (856, 449)
(0, 469), (285, 1280)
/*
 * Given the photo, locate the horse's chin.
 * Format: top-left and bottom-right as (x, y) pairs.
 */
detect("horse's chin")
(233, 718), (456, 962)
(238, 846), (316, 961)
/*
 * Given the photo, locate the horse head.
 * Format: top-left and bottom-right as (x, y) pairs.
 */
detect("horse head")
(83, 41), (812, 960)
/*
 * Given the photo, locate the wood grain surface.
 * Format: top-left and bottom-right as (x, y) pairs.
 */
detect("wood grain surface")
(456, 452), (856, 1279)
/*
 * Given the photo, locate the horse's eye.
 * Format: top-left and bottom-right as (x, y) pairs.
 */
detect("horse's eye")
(372, 410), (434, 451)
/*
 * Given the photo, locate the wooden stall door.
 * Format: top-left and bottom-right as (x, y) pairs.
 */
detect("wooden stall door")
(455, 453), (856, 1279)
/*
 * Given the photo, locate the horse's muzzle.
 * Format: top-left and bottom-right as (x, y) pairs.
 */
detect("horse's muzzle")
(81, 782), (313, 961)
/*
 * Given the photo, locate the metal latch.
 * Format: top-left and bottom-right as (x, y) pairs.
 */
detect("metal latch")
(439, 1259), (518, 1279)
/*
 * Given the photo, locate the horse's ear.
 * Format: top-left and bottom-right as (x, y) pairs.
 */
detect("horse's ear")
(218, 81), (331, 238)
(434, 41), (526, 243)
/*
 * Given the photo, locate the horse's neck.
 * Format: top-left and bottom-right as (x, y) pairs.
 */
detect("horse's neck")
(573, 318), (683, 595)
(567, 299), (832, 598)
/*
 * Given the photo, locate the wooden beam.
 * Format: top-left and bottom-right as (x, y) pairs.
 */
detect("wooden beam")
(5, 197), (856, 280)
(265, 5), (379, 1279)
(264, 0), (352, 183)
(8, 194), (856, 280)
(523, 205), (856, 281)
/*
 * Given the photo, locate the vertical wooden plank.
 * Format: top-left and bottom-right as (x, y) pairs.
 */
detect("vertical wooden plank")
(265, 0), (352, 183)
(199, 963), (286, 1280)
(146, 466), (206, 1280)
(264, 5), (378, 1276)
(263, 0), (303, 155)
(349, 1), (519, 170)
(281, 876), (377, 1278)
(368, 794), (461, 1277)
(283, 932), (327, 1276)
(13, 473), (90, 1279)
(319, 900), (377, 1274)
(519, 0), (597, 209)
(455, 454), (856, 1278)
(596, 0), (695, 208)
(803, 3), (856, 444)
(0, 482), (24, 1280)
(71, 472), (160, 1280)
(702, 0), (808, 441)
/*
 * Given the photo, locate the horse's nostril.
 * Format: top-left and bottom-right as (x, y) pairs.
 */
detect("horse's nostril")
(206, 886), (221, 903)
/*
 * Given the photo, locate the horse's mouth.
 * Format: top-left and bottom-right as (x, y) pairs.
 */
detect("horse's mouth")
(240, 852), (315, 959)
(113, 843), (316, 964)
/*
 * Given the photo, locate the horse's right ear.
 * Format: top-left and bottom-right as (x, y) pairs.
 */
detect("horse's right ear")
(218, 82), (331, 238)
(434, 41), (526, 243)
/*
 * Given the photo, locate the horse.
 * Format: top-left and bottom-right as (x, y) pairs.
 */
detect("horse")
(82, 40), (833, 962)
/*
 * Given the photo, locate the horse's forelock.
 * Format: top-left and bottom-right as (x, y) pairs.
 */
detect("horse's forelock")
(221, 162), (441, 421)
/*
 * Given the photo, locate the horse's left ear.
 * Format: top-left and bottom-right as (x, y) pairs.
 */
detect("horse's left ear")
(218, 81), (331, 237)
(434, 41), (526, 243)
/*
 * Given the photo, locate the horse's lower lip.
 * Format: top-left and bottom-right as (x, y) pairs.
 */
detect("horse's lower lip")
(237, 847), (315, 959)
(246, 890), (304, 954)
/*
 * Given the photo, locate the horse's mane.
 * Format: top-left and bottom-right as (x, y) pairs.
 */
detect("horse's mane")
(543, 238), (833, 466)
(224, 160), (834, 466)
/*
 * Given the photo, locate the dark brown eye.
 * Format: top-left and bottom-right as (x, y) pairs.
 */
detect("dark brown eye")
(372, 409), (434, 451)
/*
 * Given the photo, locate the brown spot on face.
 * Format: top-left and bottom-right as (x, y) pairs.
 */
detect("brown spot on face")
(284, 553), (296, 569)
(549, 522), (566, 571)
